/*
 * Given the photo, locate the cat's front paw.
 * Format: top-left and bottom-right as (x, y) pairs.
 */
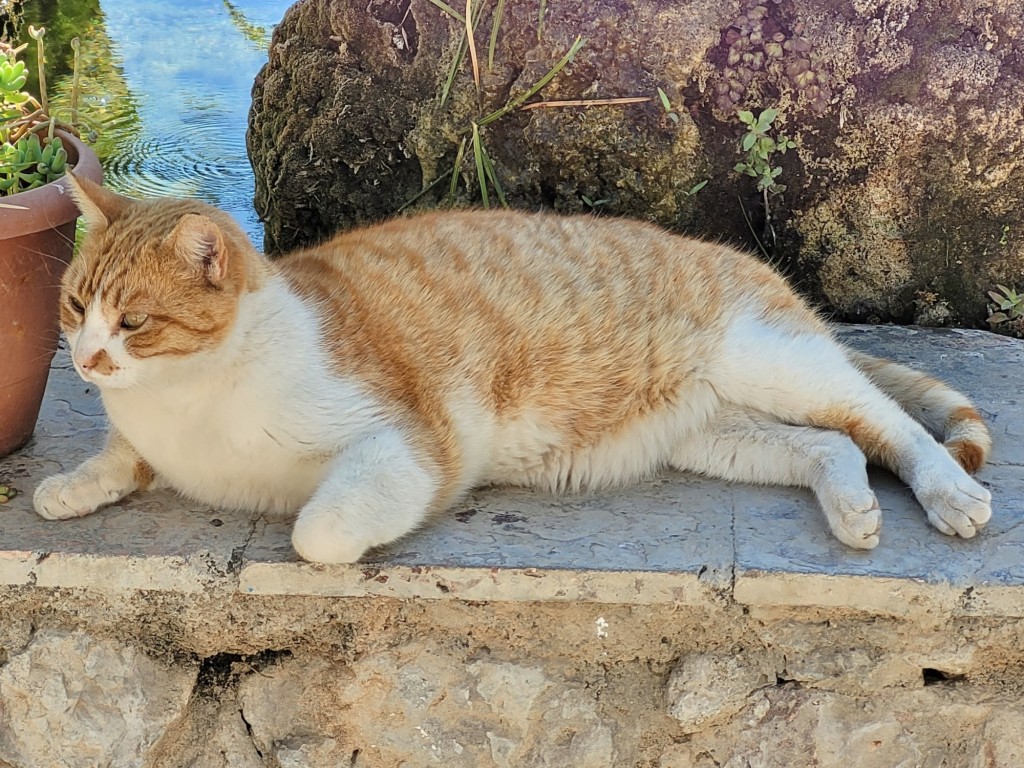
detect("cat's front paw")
(291, 510), (369, 564)
(34, 471), (123, 520)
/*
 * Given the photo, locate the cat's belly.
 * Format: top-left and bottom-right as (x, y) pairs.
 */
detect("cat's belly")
(105, 397), (331, 514)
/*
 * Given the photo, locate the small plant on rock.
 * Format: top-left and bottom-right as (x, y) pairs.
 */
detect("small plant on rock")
(734, 108), (795, 196)
(734, 107), (795, 256)
(986, 284), (1024, 328)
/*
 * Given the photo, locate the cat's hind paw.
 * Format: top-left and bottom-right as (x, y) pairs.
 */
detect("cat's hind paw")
(821, 488), (882, 550)
(34, 471), (123, 520)
(917, 472), (992, 539)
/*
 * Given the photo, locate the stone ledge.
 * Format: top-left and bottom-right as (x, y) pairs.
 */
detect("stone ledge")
(1, 326), (1022, 616)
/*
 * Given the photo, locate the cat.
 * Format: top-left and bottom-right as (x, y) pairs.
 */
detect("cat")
(32, 173), (993, 563)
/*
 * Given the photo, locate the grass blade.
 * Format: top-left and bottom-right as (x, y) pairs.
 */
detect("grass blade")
(440, 0), (487, 105)
(447, 137), (468, 205)
(737, 195), (770, 261)
(537, 0), (547, 41)
(488, 0), (507, 71)
(471, 122), (489, 208)
(398, 169), (454, 213)
(441, 38), (467, 104)
(480, 142), (508, 208)
(478, 35), (587, 126)
(424, 0), (465, 23)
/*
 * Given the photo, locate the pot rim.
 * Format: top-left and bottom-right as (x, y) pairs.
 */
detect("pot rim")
(0, 129), (104, 240)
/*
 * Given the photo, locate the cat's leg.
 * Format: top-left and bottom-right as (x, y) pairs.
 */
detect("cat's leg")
(291, 427), (440, 564)
(672, 408), (882, 548)
(34, 429), (160, 520)
(719, 317), (991, 539)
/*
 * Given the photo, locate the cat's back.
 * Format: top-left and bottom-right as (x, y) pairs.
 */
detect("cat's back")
(278, 208), (752, 332)
(276, 208), (814, 381)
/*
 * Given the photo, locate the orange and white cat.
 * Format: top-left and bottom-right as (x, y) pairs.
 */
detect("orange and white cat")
(33, 174), (993, 563)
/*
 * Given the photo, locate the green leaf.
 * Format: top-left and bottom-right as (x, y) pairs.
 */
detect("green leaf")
(657, 87), (672, 112)
(667, 112), (679, 123)
(742, 132), (756, 151)
(687, 179), (708, 195)
(737, 110), (754, 124)
(49, 150), (66, 175)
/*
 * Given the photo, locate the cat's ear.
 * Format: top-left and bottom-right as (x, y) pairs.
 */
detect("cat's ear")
(65, 171), (131, 232)
(168, 214), (229, 285)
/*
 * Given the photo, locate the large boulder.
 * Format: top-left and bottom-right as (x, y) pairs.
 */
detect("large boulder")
(248, 0), (1024, 326)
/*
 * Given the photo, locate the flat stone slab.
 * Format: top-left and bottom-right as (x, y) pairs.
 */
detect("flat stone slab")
(1, 326), (1022, 613)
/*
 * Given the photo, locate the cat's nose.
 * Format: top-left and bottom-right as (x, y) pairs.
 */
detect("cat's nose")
(75, 350), (115, 375)
(76, 352), (99, 370)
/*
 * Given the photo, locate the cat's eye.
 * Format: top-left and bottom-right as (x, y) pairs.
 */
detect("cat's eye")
(68, 296), (85, 314)
(120, 312), (149, 331)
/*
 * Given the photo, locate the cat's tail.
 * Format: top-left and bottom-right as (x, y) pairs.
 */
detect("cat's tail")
(845, 349), (992, 473)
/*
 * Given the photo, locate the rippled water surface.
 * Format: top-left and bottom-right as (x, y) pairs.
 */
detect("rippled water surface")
(18, 0), (293, 243)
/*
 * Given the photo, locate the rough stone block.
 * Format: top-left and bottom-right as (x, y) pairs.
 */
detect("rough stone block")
(0, 630), (197, 768)
(665, 650), (774, 733)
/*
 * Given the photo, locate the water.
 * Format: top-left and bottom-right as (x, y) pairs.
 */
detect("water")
(14, 0), (293, 243)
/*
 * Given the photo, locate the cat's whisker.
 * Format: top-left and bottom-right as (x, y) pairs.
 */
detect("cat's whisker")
(8, 244), (78, 270)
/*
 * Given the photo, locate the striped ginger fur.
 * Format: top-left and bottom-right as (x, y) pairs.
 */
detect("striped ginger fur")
(844, 349), (991, 473)
(33, 174), (994, 561)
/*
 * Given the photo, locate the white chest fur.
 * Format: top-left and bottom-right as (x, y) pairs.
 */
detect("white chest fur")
(101, 278), (381, 514)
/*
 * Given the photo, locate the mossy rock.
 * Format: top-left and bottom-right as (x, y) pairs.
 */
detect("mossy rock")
(247, 0), (1024, 327)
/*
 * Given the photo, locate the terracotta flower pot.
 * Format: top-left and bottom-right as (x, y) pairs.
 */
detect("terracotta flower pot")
(0, 131), (103, 457)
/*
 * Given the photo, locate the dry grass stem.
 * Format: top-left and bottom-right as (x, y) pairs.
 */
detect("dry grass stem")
(465, 0), (480, 95)
(520, 96), (652, 111)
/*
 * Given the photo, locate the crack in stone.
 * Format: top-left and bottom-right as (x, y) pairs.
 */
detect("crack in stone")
(728, 492), (738, 600)
(53, 398), (103, 420)
(227, 517), (262, 576)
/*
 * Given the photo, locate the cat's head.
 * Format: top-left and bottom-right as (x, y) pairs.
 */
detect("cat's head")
(60, 173), (264, 390)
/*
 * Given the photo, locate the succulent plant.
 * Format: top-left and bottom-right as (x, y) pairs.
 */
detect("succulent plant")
(0, 132), (66, 192)
(0, 27), (80, 196)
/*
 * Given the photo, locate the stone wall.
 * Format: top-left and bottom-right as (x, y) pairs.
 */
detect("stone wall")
(2, 591), (1023, 767)
(248, 0), (1024, 327)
